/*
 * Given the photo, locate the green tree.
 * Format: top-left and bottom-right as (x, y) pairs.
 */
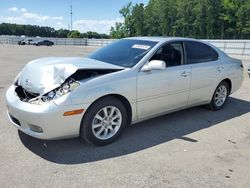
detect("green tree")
(144, 0), (161, 36)
(110, 22), (126, 39)
(221, 0), (242, 38)
(119, 2), (134, 36)
(0, 23), (109, 39)
(131, 3), (145, 36)
(68, 30), (82, 38)
(236, 2), (250, 38)
(110, 0), (250, 39)
(56, 29), (70, 38)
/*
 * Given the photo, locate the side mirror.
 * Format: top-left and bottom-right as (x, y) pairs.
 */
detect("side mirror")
(141, 60), (166, 72)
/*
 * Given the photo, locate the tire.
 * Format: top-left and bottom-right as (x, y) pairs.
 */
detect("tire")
(209, 81), (229, 110)
(80, 96), (127, 146)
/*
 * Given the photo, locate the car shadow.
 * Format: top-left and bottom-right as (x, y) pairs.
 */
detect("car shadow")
(19, 97), (250, 164)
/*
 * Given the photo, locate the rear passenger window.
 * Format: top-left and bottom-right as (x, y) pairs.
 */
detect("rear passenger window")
(185, 41), (218, 64)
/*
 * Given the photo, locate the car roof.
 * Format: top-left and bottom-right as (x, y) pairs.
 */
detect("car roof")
(126, 36), (228, 62)
(125, 36), (200, 43)
(124, 36), (222, 54)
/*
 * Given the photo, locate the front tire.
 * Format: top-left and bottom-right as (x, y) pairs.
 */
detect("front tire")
(209, 81), (229, 110)
(80, 96), (127, 146)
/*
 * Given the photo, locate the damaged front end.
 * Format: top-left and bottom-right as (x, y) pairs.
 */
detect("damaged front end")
(13, 57), (124, 105)
(14, 68), (122, 105)
(14, 77), (80, 105)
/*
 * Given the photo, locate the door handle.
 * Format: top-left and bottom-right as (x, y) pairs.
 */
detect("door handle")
(181, 71), (190, 77)
(216, 66), (224, 72)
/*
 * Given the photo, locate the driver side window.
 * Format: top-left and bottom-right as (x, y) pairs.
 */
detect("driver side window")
(150, 43), (184, 67)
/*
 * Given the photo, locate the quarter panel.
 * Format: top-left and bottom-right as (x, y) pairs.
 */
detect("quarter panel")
(189, 60), (222, 105)
(220, 57), (244, 93)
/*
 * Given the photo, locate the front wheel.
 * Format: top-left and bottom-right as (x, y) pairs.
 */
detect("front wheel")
(209, 81), (229, 110)
(80, 96), (127, 146)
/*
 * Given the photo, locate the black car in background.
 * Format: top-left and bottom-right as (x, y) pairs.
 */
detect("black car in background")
(34, 40), (54, 46)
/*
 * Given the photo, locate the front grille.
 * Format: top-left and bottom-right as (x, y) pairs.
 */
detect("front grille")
(9, 114), (21, 126)
(15, 85), (39, 102)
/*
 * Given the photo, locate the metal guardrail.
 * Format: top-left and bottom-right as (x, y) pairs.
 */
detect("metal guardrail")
(0, 35), (115, 47)
(203, 40), (250, 56)
(0, 35), (249, 56)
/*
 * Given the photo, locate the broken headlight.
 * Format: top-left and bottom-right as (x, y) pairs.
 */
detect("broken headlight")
(29, 78), (80, 104)
(54, 80), (79, 99)
(44, 78), (80, 101)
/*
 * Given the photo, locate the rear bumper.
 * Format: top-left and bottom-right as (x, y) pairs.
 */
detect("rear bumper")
(6, 85), (88, 140)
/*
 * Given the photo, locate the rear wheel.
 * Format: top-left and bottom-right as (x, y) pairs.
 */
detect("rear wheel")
(209, 81), (229, 110)
(80, 96), (127, 146)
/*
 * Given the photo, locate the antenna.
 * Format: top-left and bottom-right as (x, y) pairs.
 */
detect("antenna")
(70, 0), (73, 31)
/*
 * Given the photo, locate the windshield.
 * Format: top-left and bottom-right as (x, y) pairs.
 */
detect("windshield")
(89, 39), (158, 68)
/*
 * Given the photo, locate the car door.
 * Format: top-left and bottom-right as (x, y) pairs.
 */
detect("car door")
(136, 42), (192, 119)
(184, 41), (222, 105)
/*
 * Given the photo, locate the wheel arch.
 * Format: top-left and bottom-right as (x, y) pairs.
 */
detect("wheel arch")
(221, 78), (232, 94)
(80, 94), (133, 136)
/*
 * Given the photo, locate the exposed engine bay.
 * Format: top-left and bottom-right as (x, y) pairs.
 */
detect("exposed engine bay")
(70, 69), (120, 81)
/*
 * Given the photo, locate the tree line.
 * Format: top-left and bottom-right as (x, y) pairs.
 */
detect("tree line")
(0, 23), (109, 39)
(110, 0), (250, 39)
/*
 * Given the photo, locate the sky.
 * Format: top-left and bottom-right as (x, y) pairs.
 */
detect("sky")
(0, 0), (149, 34)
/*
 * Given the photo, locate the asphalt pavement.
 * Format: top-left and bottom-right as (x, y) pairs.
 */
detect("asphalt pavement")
(0, 44), (250, 188)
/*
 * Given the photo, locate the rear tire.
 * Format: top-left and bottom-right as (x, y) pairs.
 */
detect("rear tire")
(80, 96), (127, 146)
(209, 81), (229, 110)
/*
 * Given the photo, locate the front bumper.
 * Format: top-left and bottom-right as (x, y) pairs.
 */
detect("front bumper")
(6, 85), (88, 140)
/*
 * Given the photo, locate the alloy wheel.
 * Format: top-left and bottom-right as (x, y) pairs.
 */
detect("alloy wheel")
(214, 85), (228, 107)
(92, 106), (122, 140)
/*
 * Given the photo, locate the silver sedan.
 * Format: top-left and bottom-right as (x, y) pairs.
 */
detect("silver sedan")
(6, 37), (244, 145)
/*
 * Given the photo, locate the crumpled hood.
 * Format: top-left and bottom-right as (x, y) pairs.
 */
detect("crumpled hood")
(18, 57), (124, 95)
